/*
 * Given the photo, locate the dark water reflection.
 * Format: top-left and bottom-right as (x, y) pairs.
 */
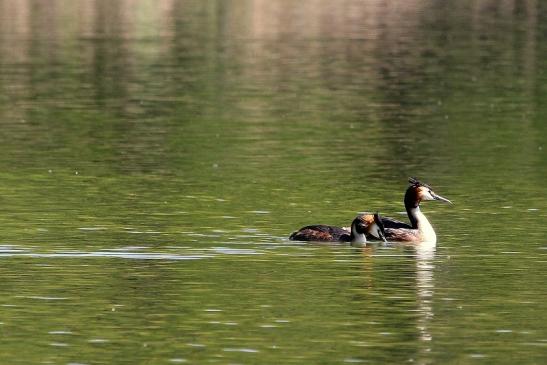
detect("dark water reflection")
(0, 0), (546, 364)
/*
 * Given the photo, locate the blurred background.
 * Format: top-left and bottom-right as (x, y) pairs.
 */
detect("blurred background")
(0, 1), (545, 364)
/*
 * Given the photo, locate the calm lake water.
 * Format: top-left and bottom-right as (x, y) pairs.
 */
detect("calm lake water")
(0, 1), (546, 364)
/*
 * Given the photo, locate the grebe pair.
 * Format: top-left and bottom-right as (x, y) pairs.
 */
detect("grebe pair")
(289, 178), (451, 244)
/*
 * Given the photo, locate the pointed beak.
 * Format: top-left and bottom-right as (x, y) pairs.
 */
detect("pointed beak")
(379, 229), (387, 243)
(374, 213), (387, 243)
(433, 193), (452, 204)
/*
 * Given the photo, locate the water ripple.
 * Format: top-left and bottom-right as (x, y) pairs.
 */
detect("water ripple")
(0, 251), (212, 260)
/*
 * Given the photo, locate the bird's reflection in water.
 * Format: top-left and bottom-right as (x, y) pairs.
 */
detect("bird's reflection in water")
(414, 243), (435, 346)
(350, 242), (437, 362)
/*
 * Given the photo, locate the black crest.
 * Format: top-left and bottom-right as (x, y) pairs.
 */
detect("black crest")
(408, 177), (432, 189)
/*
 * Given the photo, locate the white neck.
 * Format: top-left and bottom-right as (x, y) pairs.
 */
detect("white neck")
(414, 207), (436, 243)
(351, 224), (367, 246)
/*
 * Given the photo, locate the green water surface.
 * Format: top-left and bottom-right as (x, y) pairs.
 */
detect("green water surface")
(0, 1), (546, 364)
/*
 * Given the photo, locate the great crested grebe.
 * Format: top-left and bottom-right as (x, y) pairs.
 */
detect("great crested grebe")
(289, 213), (386, 245)
(376, 178), (452, 243)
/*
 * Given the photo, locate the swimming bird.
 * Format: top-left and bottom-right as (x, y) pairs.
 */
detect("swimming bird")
(376, 178), (452, 243)
(289, 213), (386, 245)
